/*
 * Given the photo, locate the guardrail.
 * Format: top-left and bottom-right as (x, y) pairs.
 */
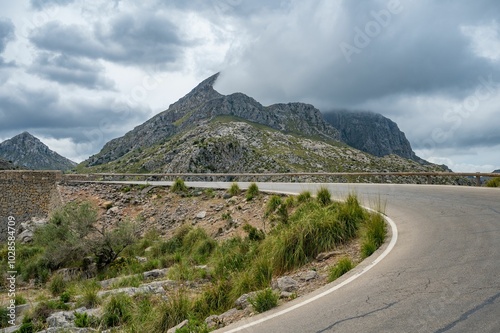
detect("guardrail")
(64, 172), (500, 186)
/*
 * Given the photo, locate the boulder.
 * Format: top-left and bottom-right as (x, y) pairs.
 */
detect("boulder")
(196, 211), (207, 219)
(143, 268), (168, 280)
(167, 319), (188, 333)
(275, 276), (298, 292)
(300, 270), (319, 282)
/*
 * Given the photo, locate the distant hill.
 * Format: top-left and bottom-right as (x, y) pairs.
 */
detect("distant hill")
(78, 74), (448, 178)
(493, 169), (500, 173)
(0, 132), (76, 171)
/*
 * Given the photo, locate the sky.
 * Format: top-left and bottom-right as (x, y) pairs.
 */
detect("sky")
(0, 0), (499, 172)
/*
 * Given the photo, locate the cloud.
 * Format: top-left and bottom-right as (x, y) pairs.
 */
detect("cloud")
(0, 84), (152, 159)
(30, 0), (77, 10)
(29, 52), (115, 89)
(29, 12), (188, 68)
(0, 18), (15, 67)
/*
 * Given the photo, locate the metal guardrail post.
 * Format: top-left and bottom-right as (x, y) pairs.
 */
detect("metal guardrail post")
(476, 174), (481, 187)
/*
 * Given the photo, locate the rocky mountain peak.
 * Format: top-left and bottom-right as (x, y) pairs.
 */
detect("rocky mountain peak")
(0, 132), (76, 170)
(84, 73), (341, 167)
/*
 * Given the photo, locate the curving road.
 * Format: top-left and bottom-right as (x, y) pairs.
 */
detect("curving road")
(104, 181), (500, 332)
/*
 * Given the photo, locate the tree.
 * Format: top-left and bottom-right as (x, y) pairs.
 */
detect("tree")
(35, 202), (138, 270)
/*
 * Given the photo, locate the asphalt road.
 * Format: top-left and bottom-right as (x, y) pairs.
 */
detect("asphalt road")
(106, 181), (500, 332)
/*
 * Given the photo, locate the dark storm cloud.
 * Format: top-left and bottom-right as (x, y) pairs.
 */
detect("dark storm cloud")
(29, 52), (115, 90)
(0, 18), (15, 67)
(0, 85), (150, 143)
(29, 13), (187, 67)
(217, 0), (500, 107)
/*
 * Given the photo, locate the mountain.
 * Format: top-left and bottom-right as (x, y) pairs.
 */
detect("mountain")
(493, 169), (500, 173)
(0, 132), (76, 170)
(84, 73), (340, 167)
(0, 159), (19, 170)
(323, 110), (425, 163)
(79, 74), (447, 177)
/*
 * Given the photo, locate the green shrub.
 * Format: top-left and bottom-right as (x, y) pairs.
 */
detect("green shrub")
(328, 257), (354, 282)
(276, 204), (289, 224)
(171, 178), (188, 193)
(176, 317), (210, 333)
(360, 213), (387, 258)
(243, 224), (265, 241)
(486, 177), (500, 187)
(228, 182), (240, 196)
(80, 281), (101, 308)
(155, 290), (192, 332)
(59, 291), (71, 303)
(249, 288), (279, 313)
(0, 307), (8, 329)
(102, 293), (134, 328)
(266, 195), (282, 216)
(15, 294), (28, 305)
(48, 274), (67, 296)
(316, 187), (331, 206)
(195, 280), (233, 316)
(74, 312), (99, 328)
(246, 183), (259, 201)
(297, 191), (312, 203)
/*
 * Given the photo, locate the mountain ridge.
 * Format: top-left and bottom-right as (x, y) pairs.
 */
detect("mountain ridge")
(0, 132), (76, 171)
(84, 73), (341, 167)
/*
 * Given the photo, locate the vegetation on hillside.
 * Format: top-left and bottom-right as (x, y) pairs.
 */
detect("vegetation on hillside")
(0, 187), (387, 332)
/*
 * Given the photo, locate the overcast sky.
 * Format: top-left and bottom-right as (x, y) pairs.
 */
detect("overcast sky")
(1, 0), (499, 172)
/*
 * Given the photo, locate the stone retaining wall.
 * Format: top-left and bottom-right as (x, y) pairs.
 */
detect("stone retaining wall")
(0, 171), (63, 241)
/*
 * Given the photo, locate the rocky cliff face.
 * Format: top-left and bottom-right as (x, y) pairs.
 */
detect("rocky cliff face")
(83, 73), (340, 167)
(0, 159), (18, 170)
(323, 110), (423, 162)
(0, 132), (76, 170)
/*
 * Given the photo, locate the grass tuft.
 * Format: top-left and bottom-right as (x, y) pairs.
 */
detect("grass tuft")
(360, 213), (387, 258)
(246, 183), (260, 201)
(248, 288), (279, 313)
(328, 257), (354, 282)
(316, 187), (332, 206)
(171, 178), (188, 193)
(228, 182), (241, 196)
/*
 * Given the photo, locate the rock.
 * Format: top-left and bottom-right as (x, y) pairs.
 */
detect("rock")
(196, 211), (207, 219)
(143, 268), (168, 280)
(108, 206), (120, 214)
(167, 319), (188, 333)
(17, 229), (34, 243)
(222, 193), (232, 199)
(135, 256), (147, 263)
(275, 276), (299, 292)
(280, 291), (295, 299)
(300, 270), (319, 282)
(234, 292), (257, 310)
(205, 315), (223, 329)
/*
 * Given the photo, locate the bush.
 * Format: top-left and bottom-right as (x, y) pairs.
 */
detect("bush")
(246, 183), (259, 201)
(60, 291), (71, 303)
(155, 291), (192, 332)
(171, 178), (188, 193)
(316, 187), (331, 206)
(48, 274), (67, 296)
(74, 312), (99, 328)
(228, 182), (240, 196)
(102, 293), (134, 328)
(329, 257), (354, 282)
(297, 191), (312, 203)
(80, 281), (101, 308)
(15, 294), (28, 305)
(249, 288), (279, 313)
(243, 224), (265, 241)
(266, 195), (282, 216)
(486, 177), (500, 187)
(360, 214), (387, 258)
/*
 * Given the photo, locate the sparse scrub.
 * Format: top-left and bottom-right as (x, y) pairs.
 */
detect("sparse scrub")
(48, 273), (67, 296)
(246, 182), (260, 201)
(243, 224), (265, 241)
(248, 288), (279, 313)
(316, 187), (332, 206)
(155, 290), (192, 332)
(171, 178), (188, 193)
(228, 182), (241, 196)
(328, 257), (354, 282)
(102, 293), (134, 328)
(266, 195), (282, 216)
(297, 191), (312, 203)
